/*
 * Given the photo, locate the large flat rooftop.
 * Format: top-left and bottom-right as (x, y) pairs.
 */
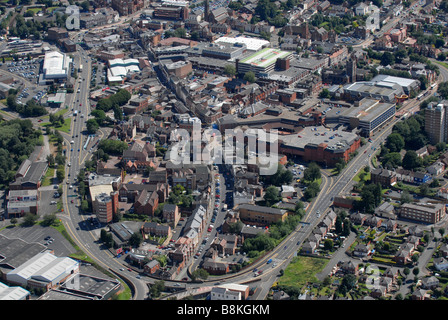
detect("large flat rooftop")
(278, 126), (358, 152)
(239, 48), (292, 67)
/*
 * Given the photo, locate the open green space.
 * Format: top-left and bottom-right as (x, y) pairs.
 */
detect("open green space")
(41, 117), (71, 133)
(277, 255), (329, 290)
(41, 167), (55, 187)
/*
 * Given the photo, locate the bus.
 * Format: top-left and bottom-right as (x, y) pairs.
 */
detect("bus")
(78, 64), (83, 72)
(417, 93), (424, 100)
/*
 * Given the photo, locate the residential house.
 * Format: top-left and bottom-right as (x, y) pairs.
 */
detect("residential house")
(301, 241), (317, 254)
(370, 286), (387, 299)
(375, 202), (396, 220)
(202, 259), (229, 275)
(427, 161), (445, 176)
(383, 267), (399, 282)
(434, 257), (448, 271)
(142, 222), (171, 237)
(365, 215), (382, 228)
(370, 168), (397, 188)
(439, 243), (448, 258)
(134, 189), (159, 216)
(353, 243), (370, 257)
(351, 212), (367, 225)
(411, 289), (430, 300)
(339, 261), (359, 275)
(163, 204), (180, 227)
(421, 276), (439, 290)
(394, 242), (415, 264)
(383, 219), (398, 232)
(143, 260), (160, 274)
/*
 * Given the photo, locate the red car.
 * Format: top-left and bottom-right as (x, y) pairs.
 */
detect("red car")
(71, 200), (74, 203)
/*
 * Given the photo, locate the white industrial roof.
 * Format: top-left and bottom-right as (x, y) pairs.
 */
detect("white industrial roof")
(43, 51), (70, 78)
(32, 256), (78, 283)
(371, 74), (418, 88)
(6, 251), (78, 287)
(214, 36), (270, 52)
(0, 282), (29, 300)
(8, 251), (58, 280)
(110, 66), (128, 77)
(109, 58), (140, 67)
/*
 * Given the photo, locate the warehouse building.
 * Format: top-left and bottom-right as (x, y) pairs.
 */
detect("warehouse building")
(370, 74), (420, 95)
(6, 251), (79, 290)
(107, 58), (141, 83)
(0, 282), (30, 300)
(40, 51), (72, 84)
(342, 81), (404, 103)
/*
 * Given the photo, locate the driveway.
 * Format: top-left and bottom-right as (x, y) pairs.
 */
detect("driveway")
(315, 231), (357, 281)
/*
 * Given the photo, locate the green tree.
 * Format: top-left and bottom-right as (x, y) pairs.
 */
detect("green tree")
(386, 133), (405, 153)
(400, 190), (412, 204)
(264, 186), (281, 206)
(319, 88), (331, 99)
(381, 152), (402, 169)
(149, 280), (165, 298)
(261, 164), (293, 186)
(129, 232), (143, 247)
(304, 181), (320, 200)
(223, 64), (236, 77)
(419, 183), (430, 196)
(86, 118), (99, 134)
(359, 183), (382, 213)
(56, 168), (65, 182)
(381, 52), (395, 66)
(23, 213), (37, 226)
(243, 71), (256, 83)
(303, 162), (321, 182)
(324, 239), (334, 251)
(41, 213), (58, 226)
(191, 269), (209, 281)
(402, 150), (422, 170)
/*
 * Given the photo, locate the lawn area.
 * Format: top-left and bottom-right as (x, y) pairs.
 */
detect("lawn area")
(41, 167), (55, 187)
(46, 6), (60, 12)
(435, 60), (448, 70)
(353, 170), (371, 182)
(41, 117), (71, 133)
(26, 8), (43, 14)
(277, 256), (329, 290)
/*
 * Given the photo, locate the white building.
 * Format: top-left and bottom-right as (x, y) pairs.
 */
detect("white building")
(107, 58), (141, 83)
(214, 36), (270, 53)
(210, 283), (249, 300)
(428, 161), (445, 176)
(281, 185), (297, 198)
(0, 282), (30, 300)
(6, 251), (79, 289)
(211, 287), (241, 300)
(42, 51), (71, 82)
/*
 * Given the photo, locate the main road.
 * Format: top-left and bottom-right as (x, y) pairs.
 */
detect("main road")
(56, 43), (149, 300)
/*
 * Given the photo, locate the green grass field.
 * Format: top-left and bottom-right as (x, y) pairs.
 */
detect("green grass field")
(277, 256), (329, 289)
(41, 117), (71, 133)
